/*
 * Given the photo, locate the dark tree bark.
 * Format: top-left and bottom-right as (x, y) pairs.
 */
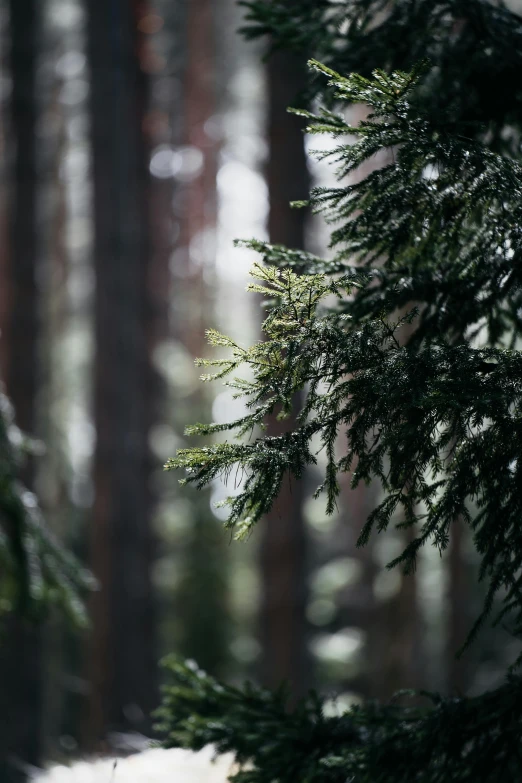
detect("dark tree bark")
(175, 0), (217, 346)
(173, 0), (231, 676)
(0, 2), (42, 780)
(3, 4), (38, 442)
(85, 0), (157, 747)
(258, 48), (311, 701)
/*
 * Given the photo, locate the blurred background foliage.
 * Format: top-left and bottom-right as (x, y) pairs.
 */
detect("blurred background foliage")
(0, 0), (519, 779)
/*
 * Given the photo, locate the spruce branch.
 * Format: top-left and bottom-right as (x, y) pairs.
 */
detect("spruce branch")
(167, 60), (522, 642)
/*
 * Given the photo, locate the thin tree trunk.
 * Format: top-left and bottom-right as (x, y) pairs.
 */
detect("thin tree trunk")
(175, 0), (217, 343)
(337, 471), (380, 699)
(4, 3), (38, 446)
(39, 74), (74, 760)
(447, 517), (469, 694)
(376, 329), (425, 699)
(85, 0), (157, 747)
(0, 1), (42, 779)
(386, 525), (424, 695)
(259, 48), (311, 701)
(172, 0), (231, 676)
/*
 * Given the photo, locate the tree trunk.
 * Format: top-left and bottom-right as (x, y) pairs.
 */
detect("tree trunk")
(258, 48), (311, 701)
(383, 526), (425, 696)
(172, 0), (232, 677)
(85, 0), (157, 747)
(175, 0), (217, 341)
(375, 335), (425, 699)
(0, 1), (42, 779)
(447, 517), (469, 694)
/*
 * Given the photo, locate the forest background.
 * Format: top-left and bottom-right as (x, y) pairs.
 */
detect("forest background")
(0, 0), (520, 779)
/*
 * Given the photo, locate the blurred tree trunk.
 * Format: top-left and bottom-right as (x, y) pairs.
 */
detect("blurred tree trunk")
(336, 472), (380, 699)
(0, 1), (42, 779)
(379, 526), (424, 697)
(258, 47), (311, 701)
(372, 334), (425, 699)
(39, 74), (80, 759)
(173, 0), (231, 676)
(175, 0), (217, 345)
(85, 0), (157, 747)
(333, 131), (424, 699)
(447, 518), (469, 693)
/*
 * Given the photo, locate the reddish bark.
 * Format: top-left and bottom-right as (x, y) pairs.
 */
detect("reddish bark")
(85, 0), (157, 747)
(258, 47), (311, 701)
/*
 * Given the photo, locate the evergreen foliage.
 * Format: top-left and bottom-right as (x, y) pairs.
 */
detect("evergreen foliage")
(160, 1), (522, 779)
(241, 0), (522, 147)
(157, 657), (522, 782)
(0, 391), (93, 624)
(168, 59), (522, 655)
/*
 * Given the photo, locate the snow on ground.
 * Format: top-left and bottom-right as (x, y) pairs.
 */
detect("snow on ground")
(34, 745), (238, 783)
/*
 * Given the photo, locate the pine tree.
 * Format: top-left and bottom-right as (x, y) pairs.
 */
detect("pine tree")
(158, 1), (522, 780)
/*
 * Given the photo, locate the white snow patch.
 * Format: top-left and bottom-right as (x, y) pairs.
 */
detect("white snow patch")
(34, 746), (239, 783)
